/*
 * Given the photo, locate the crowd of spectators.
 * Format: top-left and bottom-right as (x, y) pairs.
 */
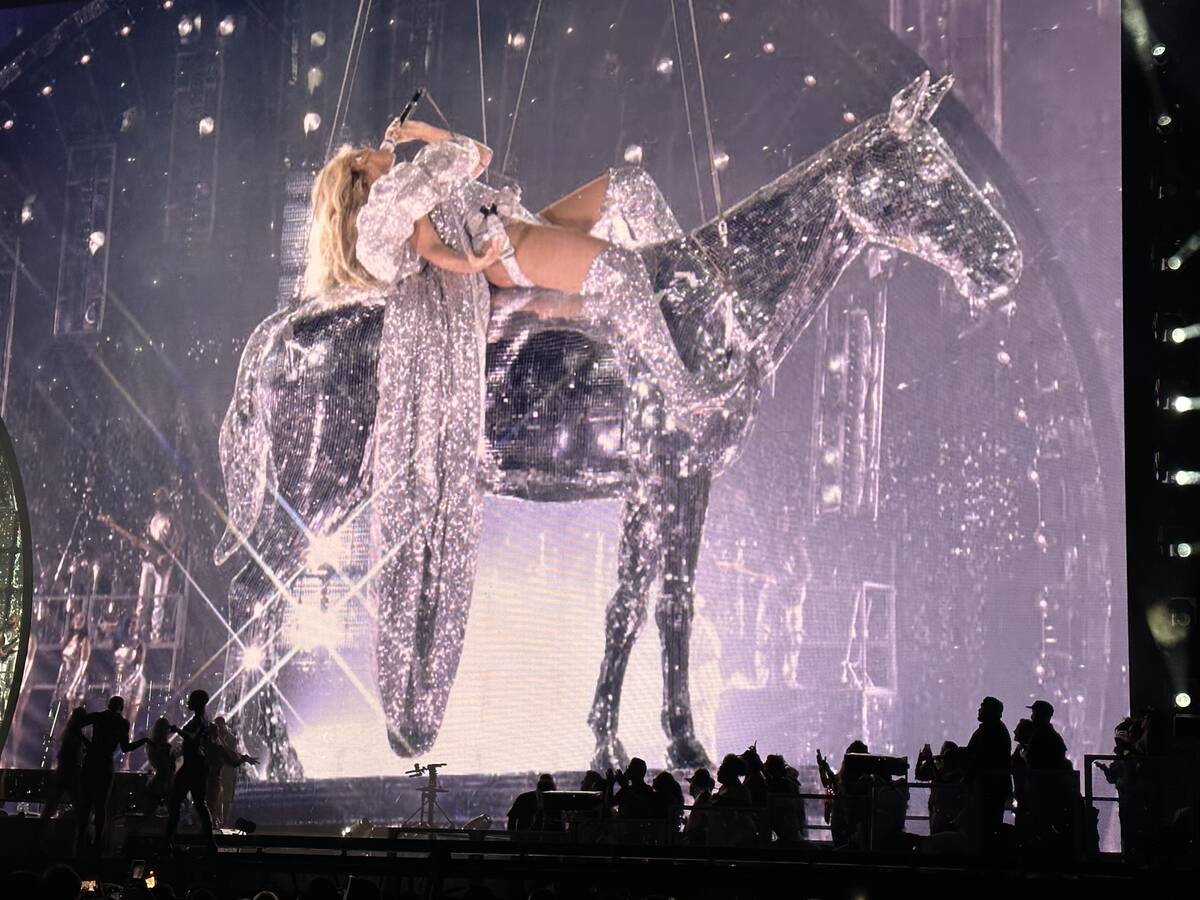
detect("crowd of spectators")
(503, 696), (1198, 861)
(0, 865), (381, 900)
(1, 695), (1196, 898)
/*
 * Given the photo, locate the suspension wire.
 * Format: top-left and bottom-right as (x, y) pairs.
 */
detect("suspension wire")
(420, 90), (456, 132)
(685, 0), (726, 241)
(341, 0), (374, 137)
(475, 0), (488, 146)
(500, 0), (544, 175)
(325, 0), (373, 159)
(669, 0), (708, 222)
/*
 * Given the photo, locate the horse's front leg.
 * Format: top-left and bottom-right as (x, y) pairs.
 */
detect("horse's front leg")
(588, 479), (663, 771)
(656, 459), (714, 771)
(227, 552), (304, 782)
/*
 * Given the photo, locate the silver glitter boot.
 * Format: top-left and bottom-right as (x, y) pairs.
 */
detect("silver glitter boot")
(581, 245), (720, 436)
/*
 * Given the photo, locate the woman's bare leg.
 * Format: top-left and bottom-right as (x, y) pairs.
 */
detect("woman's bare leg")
(539, 174), (611, 233)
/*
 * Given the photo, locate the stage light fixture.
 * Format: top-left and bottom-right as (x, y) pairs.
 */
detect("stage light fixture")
(19, 200), (34, 224)
(1168, 470), (1200, 486)
(87, 231), (106, 255)
(1172, 542), (1194, 558)
(1152, 42), (1167, 62)
(79, 52), (92, 65)
(162, 0), (174, 8)
(40, 84), (54, 97)
(198, 116), (215, 136)
(1178, 692), (1193, 709)
(656, 57), (674, 75)
(2, 118), (13, 131)
(1146, 599), (1192, 648)
(713, 151), (730, 171)
(303, 112), (321, 134)
(763, 42), (776, 54)
(232, 816), (257, 834)
(719, 11), (732, 23)
(507, 32), (527, 50)
(177, 16), (193, 38)
(119, 24), (132, 37)
(1167, 323), (1200, 343)
(623, 144), (643, 164)
(218, 16), (236, 37)
(307, 66), (323, 93)
(1165, 232), (1200, 272)
(310, 30), (326, 48)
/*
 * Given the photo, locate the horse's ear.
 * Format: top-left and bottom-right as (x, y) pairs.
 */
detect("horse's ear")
(889, 71), (931, 137)
(920, 74), (955, 121)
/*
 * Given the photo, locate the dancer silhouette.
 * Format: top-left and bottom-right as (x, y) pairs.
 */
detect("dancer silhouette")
(77, 696), (147, 851)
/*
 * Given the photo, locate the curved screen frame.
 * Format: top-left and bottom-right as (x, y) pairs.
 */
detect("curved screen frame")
(0, 415), (33, 759)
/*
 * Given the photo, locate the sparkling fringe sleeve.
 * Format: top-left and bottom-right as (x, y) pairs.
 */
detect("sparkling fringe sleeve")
(355, 136), (483, 284)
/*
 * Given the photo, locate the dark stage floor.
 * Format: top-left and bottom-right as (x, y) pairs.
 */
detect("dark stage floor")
(0, 813), (1187, 900)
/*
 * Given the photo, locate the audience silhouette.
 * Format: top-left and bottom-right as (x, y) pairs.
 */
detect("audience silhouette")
(965, 695), (1012, 845)
(10, 680), (1200, 900)
(506, 773), (556, 832)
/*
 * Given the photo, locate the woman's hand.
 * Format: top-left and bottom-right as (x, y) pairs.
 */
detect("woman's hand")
(384, 118), (446, 146)
(463, 238), (503, 273)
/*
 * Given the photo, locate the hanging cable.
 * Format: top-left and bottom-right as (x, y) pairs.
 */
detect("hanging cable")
(500, 0), (544, 175)
(340, 0), (374, 137)
(670, 0), (708, 221)
(475, 0), (488, 147)
(325, 0), (373, 159)
(685, 0), (726, 244)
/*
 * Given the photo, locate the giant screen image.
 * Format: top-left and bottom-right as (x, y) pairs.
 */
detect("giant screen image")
(0, 0), (1123, 808)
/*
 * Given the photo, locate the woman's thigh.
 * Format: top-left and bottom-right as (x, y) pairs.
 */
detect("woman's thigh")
(538, 173), (610, 232)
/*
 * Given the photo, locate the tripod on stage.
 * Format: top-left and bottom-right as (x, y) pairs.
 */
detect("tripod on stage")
(400, 763), (455, 829)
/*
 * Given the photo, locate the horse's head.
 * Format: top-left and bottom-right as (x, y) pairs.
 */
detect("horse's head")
(834, 71), (1022, 308)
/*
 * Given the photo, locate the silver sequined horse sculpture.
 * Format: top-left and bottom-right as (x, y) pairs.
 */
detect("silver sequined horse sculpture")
(218, 73), (1021, 778)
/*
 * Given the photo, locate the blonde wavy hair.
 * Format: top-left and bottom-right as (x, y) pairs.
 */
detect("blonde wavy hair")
(303, 146), (381, 297)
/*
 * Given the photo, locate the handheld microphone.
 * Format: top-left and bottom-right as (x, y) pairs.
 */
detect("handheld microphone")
(380, 89), (424, 152)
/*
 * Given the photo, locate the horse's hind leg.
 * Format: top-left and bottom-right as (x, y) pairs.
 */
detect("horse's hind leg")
(656, 462), (714, 771)
(588, 482), (663, 771)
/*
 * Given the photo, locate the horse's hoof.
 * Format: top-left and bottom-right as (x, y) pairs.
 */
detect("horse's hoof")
(666, 735), (713, 771)
(590, 735), (630, 772)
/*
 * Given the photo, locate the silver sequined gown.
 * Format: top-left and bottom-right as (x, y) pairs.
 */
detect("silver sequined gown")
(351, 136), (494, 755)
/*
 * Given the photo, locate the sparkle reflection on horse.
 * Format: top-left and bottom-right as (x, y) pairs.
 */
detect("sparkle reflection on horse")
(217, 73), (1022, 777)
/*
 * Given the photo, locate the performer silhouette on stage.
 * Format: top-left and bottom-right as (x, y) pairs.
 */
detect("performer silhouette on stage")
(165, 689), (256, 851)
(76, 696), (147, 852)
(40, 705), (90, 822)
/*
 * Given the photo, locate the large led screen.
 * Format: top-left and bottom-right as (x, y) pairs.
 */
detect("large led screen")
(0, 0), (1124, 793)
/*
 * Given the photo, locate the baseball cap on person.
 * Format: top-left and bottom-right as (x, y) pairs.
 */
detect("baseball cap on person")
(1027, 700), (1054, 718)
